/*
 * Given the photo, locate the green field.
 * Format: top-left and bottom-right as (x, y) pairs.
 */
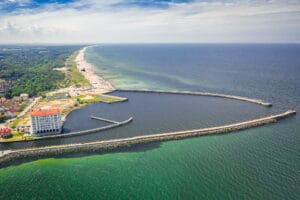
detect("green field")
(65, 53), (91, 87)
(0, 45), (83, 97)
(98, 94), (128, 103)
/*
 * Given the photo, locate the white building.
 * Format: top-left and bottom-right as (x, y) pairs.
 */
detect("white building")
(30, 107), (62, 135)
(20, 93), (29, 101)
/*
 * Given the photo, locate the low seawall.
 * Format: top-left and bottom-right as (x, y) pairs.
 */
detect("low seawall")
(117, 89), (272, 107)
(0, 110), (295, 164)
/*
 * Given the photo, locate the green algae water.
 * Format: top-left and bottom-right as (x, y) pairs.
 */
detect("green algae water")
(1, 44), (300, 199)
(0, 123), (299, 199)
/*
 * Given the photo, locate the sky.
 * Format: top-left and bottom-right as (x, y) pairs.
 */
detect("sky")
(0, 0), (299, 44)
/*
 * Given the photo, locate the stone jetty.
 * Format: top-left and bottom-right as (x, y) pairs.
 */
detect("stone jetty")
(91, 116), (120, 124)
(118, 89), (272, 107)
(0, 110), (295, 165)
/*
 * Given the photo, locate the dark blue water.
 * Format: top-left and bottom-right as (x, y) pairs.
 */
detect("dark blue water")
(0, 91), (272, 150)
(63, 91), (273, 136)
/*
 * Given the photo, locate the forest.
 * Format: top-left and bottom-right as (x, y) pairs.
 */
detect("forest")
(0, 45), (83, 97)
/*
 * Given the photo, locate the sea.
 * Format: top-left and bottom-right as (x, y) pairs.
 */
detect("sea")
(0, 44), (299, 200)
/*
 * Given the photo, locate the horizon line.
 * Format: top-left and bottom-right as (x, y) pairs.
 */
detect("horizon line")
(0, 42), (300, 46)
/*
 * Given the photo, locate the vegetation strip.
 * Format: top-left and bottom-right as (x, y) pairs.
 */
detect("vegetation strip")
(98, 94), (128, 103)
(0, 110), (295, 164)
(117, 89), (272, 107)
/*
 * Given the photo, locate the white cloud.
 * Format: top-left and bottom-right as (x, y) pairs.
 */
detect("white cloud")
(0, 0), (299, 43)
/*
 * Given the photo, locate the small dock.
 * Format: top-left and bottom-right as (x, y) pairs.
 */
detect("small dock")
(90, 116), (120, 124)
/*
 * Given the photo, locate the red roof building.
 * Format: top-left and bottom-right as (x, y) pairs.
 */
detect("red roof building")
(31, 108), (60, 117)
(0, 127), (11, 134)
(30, 108), (62, 135)
(8, 108), (15, 113)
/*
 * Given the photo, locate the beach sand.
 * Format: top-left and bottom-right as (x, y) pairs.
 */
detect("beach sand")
(74, 47), (114, 95)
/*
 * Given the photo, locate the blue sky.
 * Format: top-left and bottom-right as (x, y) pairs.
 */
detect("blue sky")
(0, 0), (299, 43)
(0, 0), (193, 11)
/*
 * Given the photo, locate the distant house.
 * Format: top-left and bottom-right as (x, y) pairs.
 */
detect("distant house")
(12, 96), (21, 103)
(8, 108), (15, 113)
(16, 126), (30, 134)
(20, 93), (29, 101)
(46, 92), (70, 99)
(0, 97), (6, 103)
(5, 108), (16, 118)
(30, 107), (62, 135)
(0, 127), (12, 139)
(1, 101), (13, 108)
(0, 127), (11, 134)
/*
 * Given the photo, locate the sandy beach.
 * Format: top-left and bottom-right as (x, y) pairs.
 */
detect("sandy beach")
(74, 46), (114, 95)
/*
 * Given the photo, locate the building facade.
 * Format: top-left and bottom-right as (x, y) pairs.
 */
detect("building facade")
(30, 108), (62, 135)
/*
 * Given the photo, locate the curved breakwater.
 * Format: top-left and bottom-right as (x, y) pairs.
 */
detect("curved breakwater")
(0, 110), (295, 164)
(117, 89), (272, 107)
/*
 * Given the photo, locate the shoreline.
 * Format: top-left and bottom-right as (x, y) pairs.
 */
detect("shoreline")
(0, 46), (276, 143)
(1, 46), (294, 159)
(74, 46), (114, 94)
(0, 46), (114, 141)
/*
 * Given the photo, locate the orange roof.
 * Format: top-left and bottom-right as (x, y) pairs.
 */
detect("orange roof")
(31, 108), (60, 117)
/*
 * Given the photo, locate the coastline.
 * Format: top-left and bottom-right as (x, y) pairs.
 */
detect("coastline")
(0, 46), (294, 153)
(49, 46), (116, 121)
(74, 46), (114, 94)
(0, 46), (276, 143)
(0, 46), (115, 142)
(60, 46), (117, 120)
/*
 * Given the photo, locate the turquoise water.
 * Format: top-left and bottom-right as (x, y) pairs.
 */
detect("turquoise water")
(1, 44), (300, 199)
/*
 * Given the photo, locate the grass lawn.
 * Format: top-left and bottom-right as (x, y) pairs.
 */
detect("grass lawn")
(98, 94), (128, 103)
(74, 94), (100, 103)
(0, 132), (33, 143)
